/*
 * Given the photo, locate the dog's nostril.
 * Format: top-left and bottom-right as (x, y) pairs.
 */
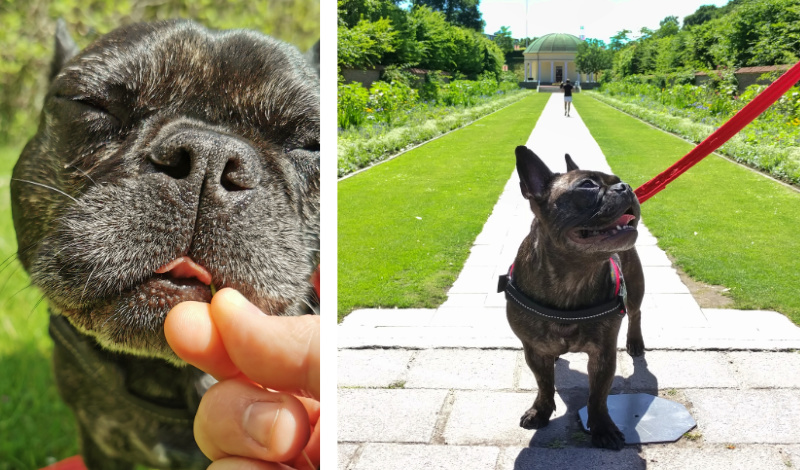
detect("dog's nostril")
(220, 159), (252, 191)
(151, 148), (192, 180)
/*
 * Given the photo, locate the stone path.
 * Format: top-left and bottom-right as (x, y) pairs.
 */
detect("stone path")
(337, 94), (800, 469)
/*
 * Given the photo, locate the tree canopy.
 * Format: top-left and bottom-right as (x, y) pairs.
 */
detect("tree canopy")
(607, 0), (800, 80)
(411, 0), (484, 31)
(337, 0), (503, 78)
(576, 39), (612, 76)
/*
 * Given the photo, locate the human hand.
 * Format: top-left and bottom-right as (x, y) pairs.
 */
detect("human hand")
(165, 288), (320, 470)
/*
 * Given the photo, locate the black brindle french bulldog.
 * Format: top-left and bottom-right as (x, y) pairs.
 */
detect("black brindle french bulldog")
(10, 20), (319, 469)
(501, 146), (644, 450)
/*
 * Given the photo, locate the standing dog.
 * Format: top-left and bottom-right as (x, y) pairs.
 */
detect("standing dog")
(500, 146), (644, 450)
(11, 20), (319, 469)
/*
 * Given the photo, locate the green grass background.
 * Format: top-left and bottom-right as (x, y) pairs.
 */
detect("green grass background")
(338, 93), (548, 319)
(0, 145), (78, 469)
(577, 94), (800, 323)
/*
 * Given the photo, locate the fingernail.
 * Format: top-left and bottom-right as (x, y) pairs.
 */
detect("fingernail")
(243, 401), (292, 456)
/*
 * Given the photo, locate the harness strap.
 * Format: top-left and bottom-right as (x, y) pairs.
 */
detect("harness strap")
(498, 258), (627, 324)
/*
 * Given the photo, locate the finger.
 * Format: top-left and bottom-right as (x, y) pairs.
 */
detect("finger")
(299, 418), (320, 470)
(195, 378), (310, 463)
(208, 457), (291, 470)
(210, 288), (320, 399)
(164, 301), (241, 380)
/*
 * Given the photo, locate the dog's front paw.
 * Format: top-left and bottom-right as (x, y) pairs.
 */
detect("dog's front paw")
(589, 418), (625, 450)
(626, 336), (645, 357)
(519, 406), (553, 429)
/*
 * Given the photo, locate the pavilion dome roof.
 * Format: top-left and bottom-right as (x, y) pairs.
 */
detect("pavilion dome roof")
(524, 33), (582, 54)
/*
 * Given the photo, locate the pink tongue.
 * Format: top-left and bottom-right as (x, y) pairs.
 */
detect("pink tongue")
(614, 214), (636, 226)
(155, 257), (212, 285)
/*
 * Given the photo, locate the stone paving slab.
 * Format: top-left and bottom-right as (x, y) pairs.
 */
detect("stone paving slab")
(338, 389), (448, 443)
(337, 329), (522, 349)
(641, 267), (692, 294)
(727, 351), (800, 388)
(685, 388), (800, 443)
(427, 306), (509, 329)
(449, 266), (498, 294)
(443, 391), (570, 446)
(337, 349), (414, 388)
(499, 446), (646, 470)
(349, 444), (499, 470)
(405, 349), (518, 390)
(785, 445), (800, 467)
(518, 352), (627, 392)
(621, 351), (740, 390)
(439, 293), (489, 308)
(340, 308), (436, 328)
(641, 445), (789, 470)
(635, 244), (673, 266)
(338, 444), (358, 470)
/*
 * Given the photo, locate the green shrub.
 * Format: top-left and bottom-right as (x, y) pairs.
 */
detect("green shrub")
(338, 83), (370, 129)
(417, 71), (447, 102)
(367, 80), (418, 124)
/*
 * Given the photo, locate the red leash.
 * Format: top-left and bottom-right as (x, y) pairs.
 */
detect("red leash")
(634, 60), (800, 204)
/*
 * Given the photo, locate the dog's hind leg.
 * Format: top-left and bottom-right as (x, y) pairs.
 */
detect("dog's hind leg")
(519, 342), (556, 429)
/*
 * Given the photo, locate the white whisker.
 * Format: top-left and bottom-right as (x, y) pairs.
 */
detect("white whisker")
(12, 179), (78, 203)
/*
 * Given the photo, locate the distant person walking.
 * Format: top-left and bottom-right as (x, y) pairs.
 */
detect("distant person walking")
(560, 79), (574, 117)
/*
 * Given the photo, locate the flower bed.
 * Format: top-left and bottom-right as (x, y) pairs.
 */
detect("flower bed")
(338, 75), (526, 177)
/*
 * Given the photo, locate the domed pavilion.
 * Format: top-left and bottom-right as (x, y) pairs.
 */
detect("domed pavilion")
(523, 33), (596, 85)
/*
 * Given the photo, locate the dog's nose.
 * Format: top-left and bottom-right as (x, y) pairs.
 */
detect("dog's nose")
(150, 129), (261, 192)
(610, 182), (631, 193)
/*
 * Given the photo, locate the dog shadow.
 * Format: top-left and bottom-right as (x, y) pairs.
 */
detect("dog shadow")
(513, 354), (658, 470)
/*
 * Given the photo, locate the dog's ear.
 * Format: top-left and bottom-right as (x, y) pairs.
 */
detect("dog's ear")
(50, 19), (79, 82)
(565, 153), (579, 172)
(305, 40), (320, 77)
(515, 145), (553, 200)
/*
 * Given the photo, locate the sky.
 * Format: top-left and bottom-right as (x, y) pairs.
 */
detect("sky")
(480, 0), (730, 44)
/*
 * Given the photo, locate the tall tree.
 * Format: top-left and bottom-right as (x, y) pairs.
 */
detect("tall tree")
(683, 5), (719, 28)
(412, 0), (485, 31)
(609, 29), (631, 51)
(493, 25), (513, 54)
(575, 38), (612, 76)
(657, 15), (680, 38)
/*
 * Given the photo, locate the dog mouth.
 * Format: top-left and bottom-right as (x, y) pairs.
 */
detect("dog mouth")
(155, 256), (213, 287)
(571, 209), (638, 244)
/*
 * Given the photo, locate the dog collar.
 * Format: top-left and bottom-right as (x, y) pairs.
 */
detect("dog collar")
(497, 257), (627, 324)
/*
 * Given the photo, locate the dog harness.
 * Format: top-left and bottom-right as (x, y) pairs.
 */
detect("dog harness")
(48, 313), (209, 423)
(497, 256), (627, 323)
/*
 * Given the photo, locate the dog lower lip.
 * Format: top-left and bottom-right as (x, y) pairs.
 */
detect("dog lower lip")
(139, 276), (213, 306)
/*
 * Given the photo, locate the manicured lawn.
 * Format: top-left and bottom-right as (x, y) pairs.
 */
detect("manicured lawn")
(576, 94), (800, 325)
(338, 93), (548, 320)
(0, 145), (80, 469)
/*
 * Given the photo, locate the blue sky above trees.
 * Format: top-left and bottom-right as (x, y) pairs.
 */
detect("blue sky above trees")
(479, 0), (728, 43)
